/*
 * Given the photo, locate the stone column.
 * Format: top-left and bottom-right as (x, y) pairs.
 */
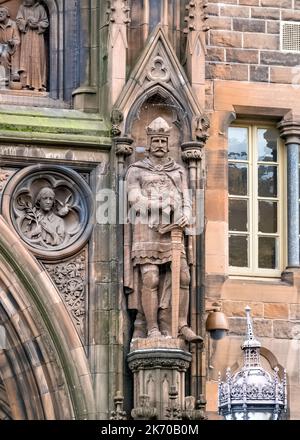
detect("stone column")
(278, 118), (300, 268)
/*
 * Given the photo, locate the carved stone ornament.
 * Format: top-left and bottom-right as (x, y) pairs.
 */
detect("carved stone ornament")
(0, 168), (14, 192)
(44, 250), (87, 340)
(2, 165), (94, 260)
(147, 56), (170, 83)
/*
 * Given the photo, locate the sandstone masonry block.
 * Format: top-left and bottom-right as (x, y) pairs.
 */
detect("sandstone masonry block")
(207, 4), (219, 16)
(228, 317), (273, 337)
(208, 17), (232, 30)
(296, 0), (300, 9)
(207, 47), (225, 62)
(260, 51), (300, 66)
(223, 301), (263, 317)
(220, 5), (250, 17)
(261, 0), (292, 7)
(210, 30), (242, 47)
(273, 320), (300, 339)
(251, 7), (280, 20)
(250, 65), (269, 82)
(267, 21), (280, 34)
(233, 18), (266, 33)
(209, 0), (237, 3)
(264, 303), (289, 319)
(226, 48), (258, 63)
(290, 304), (300, 319)
(270, 66), (295, 84)
(281, 10), (300, 21)
(244, 33), (279, 50)
(206, 63), (249, 81)
(239, 0), (259, 5)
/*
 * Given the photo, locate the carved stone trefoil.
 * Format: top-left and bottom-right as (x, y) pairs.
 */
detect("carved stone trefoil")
(44, 250), (87, 340)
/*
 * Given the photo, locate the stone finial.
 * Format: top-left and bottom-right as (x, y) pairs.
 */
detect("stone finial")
(184, 0), (209, 33)
(107, 0), (131, 25)
(165, 386), (182, 420)
(109, 391), (127, 420)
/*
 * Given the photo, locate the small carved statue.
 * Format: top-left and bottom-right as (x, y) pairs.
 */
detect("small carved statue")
(124, 117), (203, 343)
(0, 7), (20, 86)
(21, 187), (65, 246)
(17, 0), (49, 91)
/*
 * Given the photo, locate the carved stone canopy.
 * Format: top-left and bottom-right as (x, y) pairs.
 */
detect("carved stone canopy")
(2, 165), (94, 259)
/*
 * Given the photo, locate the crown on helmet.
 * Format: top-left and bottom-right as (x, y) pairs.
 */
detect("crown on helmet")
(146, 117), (171, 137)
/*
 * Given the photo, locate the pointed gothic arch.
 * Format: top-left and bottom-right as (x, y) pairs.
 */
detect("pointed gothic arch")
(0, 216), (95, 420)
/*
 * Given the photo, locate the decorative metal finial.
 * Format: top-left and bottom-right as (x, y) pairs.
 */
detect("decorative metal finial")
(218, 307), (288, 420)
(242, 306), (261, 352)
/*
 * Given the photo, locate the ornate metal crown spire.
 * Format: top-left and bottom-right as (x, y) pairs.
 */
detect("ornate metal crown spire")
(242, 306), (261, 368)
(218, 307), (287, 420)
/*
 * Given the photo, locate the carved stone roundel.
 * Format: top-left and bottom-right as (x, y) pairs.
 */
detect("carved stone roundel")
(2, 165), (94, 259)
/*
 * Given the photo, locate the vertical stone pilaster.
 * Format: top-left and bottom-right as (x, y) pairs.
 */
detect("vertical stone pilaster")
(278, 116), (300, 269)
(184, 1), (209, 108)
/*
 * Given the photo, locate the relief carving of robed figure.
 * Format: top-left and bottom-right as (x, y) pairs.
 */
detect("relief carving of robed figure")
(17, 0), (49, 91)
(124, 117), (202, 343)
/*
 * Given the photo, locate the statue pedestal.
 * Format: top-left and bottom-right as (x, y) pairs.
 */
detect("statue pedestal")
(128, 338), (192, 420)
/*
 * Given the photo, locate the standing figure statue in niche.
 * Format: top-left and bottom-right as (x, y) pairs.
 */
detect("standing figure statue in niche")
(0, 7), (20, 86)
(124, 117), (203, 343)
(16, 0), (49, 91)
(23, 187), (65, 246)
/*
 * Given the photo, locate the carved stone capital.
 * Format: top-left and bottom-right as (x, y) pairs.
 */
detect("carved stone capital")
(181, 141), (204, 162)
(114, 136), (134, 157)
(128, 348), (192, 373)
(278, 116), (300, 145)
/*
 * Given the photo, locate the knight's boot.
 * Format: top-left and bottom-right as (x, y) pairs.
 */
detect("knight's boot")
(178, 287), (203, 344)
(142, 287), (161, 338)
(158, 308), (171, 337)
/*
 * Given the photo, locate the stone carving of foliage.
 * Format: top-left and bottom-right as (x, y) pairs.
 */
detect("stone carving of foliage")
(45, 250), (87, 340)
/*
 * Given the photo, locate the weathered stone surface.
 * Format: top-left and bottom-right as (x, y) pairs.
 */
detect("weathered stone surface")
(232, 18), (266, 33)
(226, 48), (258, 63)
(260, 51), (300, 67)
(210, 30), (242, 47)
(208, 17), (232, 30)
(251, 7), (280, 20)
(244, 33), (279, 50)
(220, 5), (250, 17)
(290, 304), (300, 320)
(267, 21), (280, 34)
(223, 301), (263, 318)
(273, 320), (300, 339)
(250, 65), (269, 82)
(261, 0), (292, 7)
(264, 303), (289, 319)
(228, 318), (273, 337)
(206, 63), (248, 81)
(270, 66), (295, 84)
(207, 47), (225, 62)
